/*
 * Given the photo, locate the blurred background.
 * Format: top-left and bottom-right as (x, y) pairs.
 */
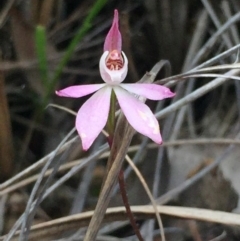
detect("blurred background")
(0, 0), (240, 240)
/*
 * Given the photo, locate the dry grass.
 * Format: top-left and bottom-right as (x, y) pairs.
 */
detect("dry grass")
(0, 0), (240, 240)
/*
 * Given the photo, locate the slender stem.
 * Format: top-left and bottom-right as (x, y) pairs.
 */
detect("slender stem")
(106, 90), (116, 145)
(106, 91), (144, 241)
(118, 169), (144, 241)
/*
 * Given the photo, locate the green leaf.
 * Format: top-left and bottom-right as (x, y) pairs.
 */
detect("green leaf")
(35, 25), (49, 88)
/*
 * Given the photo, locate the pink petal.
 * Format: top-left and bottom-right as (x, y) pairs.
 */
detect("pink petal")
(76, 86), (112, 150)
(114, 86), (162, 144)
(120, 84), (175, 100)
(104, 9), (122, 52)
(56, 84), (105, 98)
(99, 51), (128, 83)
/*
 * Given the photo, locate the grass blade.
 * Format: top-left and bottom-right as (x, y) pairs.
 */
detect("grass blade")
(35, 25), (49, 89)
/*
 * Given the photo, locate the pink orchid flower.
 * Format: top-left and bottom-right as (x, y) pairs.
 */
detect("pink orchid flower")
(56, 10), (175, 150)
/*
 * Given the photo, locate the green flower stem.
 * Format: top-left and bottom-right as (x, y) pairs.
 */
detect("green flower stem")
(106, 90), (116, 145)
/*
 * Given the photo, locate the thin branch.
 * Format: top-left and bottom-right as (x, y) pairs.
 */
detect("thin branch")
(1, 205), (240, 241)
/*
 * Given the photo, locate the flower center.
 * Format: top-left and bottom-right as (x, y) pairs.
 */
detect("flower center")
(105, 50), (124, 70)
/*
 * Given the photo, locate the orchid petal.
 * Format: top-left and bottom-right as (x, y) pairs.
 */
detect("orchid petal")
(76, 86), (112, 150)
(104, 9), (122, 52)
(120, 84), (175, 100)
(99, 51), (128, 83)
(56, 84), (105, 98)
(114, 86), (162, 144)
